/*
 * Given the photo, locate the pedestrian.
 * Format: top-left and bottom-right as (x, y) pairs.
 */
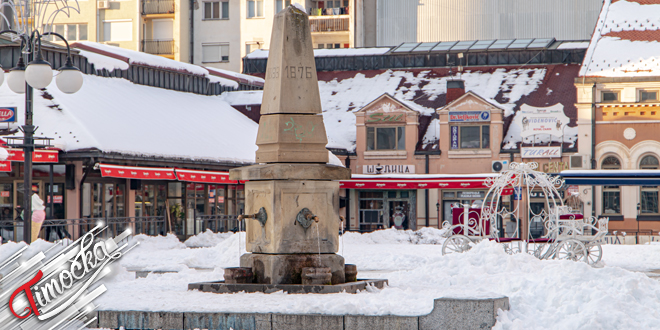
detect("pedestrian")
(30, 185), (45, 243)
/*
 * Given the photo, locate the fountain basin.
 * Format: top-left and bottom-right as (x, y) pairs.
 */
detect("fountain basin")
(188, 278), (388, 294)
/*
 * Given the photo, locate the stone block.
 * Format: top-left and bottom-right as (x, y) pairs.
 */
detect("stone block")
(184, 312), (272, 330)
(260, 6), (322, 116)
(344, 315), (419, 330)
(98, 310), (184, 330)
(419, 297), (509, 330)
(240, 253), (345, 284)
(188, 279), (389, 294)
(244, 180), (340, 254)
(271, 314), (343, 330)
(229, 163), (351, 181)
(255, 114), (328, 163)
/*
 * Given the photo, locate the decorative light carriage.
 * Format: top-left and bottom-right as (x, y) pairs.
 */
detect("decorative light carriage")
(441, 162), (609, 265)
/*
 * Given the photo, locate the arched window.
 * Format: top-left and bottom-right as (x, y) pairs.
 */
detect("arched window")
(602, 156), (621, 215)
(640, 155), (659, 214)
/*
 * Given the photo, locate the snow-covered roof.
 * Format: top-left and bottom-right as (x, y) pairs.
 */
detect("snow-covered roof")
(0, 73), (259, 164)
(73, 41), (209, 76)
(205, 67), (265, 86)
(218, 91), (264, 106)
(244, 47), (392, 59)
(580, 0), (660, 77)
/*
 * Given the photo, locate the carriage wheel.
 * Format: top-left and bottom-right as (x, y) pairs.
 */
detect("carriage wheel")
(585, 244), (603, 265)
(555, 239), (587, 262)
(442, 235), (474, 256)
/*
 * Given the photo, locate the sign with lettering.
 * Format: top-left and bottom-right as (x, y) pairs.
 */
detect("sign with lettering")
(458, 191), (485, 199)
(0, 107), (16, 122)
(521, 146), (562, 158)
(451, 126), (459, 149)
(542, 162), (569, 173)
(448, 111), (490, 122)
(363, 164), (415, 174)
(366, 113), (405, 123)
(516, 103), (569, 138)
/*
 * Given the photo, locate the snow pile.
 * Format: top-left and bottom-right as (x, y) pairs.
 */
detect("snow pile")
(184, 229), (235, 248)
(218, 90), (264, 106)
(2, 230), (660, 329)
(581, 0), (660, 77)
(206, 67), (265, 85)
(319, 69), (547, 151)
(0, 74), (259, 163)
(78, 49), (129, 72)
(207, 75), (239, 89)
(421, 117), (440, 149)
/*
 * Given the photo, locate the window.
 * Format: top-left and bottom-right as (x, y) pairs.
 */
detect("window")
(452, 125), (490, 149)
(640, 155), (659, 214)
(639, 90), (658, 102)
(204, 1), (228, 19)
(245, 42), (261, 54)
(103, 21), (132, 42)
(366, 126), (405, 151)
(317, 44), (325, 49)
(202, 43), (229, 62)
(43, 24), (88, 41)
(601, 156), (621, 215)
(247, 0), (264, 18)
(275, 0), (290, 13)
(601, 91), (618, 102)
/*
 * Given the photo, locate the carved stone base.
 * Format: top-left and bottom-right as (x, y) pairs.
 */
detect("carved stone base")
(240, 253), (345, 285)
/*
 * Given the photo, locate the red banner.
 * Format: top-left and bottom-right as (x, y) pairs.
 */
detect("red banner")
(6, 149), (59, 163)
(99, 164), (176, 180)
(340, 179), (493, 190)
(175, 169), (237, 184)
(0, 161), (11, 172)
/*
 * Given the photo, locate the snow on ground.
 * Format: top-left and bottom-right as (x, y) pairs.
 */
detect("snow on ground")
(2, 229), (659, 329)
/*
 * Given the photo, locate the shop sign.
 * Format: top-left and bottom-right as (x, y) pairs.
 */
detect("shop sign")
(567, 185), (579, 195)
(521, 146), (562, 158)
(513, 187), (522, 200)
(366, 113), (405, 123)
(0, 161), (11, 172)
(541, 162), (569, 173)
(0, 191), (9, 197)
(458, 191), (485, 199)
(363, 164), (415, 174)
(516, 103), (569, 138)
(6, 149), (59, 163)
(0, 107), (16, 122)
(448, 110), (490, 122)
(450, 126), (459, 149)
(530, 190), (563, 199)
(46, 195), (63, 203)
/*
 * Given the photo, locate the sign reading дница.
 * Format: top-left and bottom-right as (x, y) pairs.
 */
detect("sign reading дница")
(0, 224), (138, 328)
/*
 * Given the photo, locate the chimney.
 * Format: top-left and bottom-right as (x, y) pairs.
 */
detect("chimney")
(446, 80), (465, 105)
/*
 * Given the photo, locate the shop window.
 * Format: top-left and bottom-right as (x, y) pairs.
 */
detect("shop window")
(452, 125), (489, 149)
(275, 0), (290, 13)
(247, 0), (264, 18)
(202, 43), (229, 62)
(601, 91), (618, 103)
(601, 156), (621, 215)
(640, 155), (659, 214)
(639, 90), (658, 102)
(366, 126), (405, 151)
(204, 1), (229, 19)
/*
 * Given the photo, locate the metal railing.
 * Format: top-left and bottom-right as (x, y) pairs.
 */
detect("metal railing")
(309, 16), (349, 32)
(195, 215), (242, 235)
(141, 0), (175, 15)
(141, 39), (175, 55)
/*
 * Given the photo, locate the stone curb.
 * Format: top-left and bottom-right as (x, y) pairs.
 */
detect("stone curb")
(96, 296), (508, 330)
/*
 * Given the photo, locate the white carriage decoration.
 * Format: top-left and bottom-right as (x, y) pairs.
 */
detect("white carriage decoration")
(441, 162), (609, 265)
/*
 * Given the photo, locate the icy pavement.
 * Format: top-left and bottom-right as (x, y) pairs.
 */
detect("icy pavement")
(2, 228), (660, 330)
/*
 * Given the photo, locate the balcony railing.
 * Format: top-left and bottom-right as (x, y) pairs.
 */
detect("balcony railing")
(310, 16), (349, 33)
(141, 39), (174, 55)
(141, 0), (175, 15)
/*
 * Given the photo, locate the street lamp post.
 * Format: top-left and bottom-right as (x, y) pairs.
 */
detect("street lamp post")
(0, 30), (83, 242)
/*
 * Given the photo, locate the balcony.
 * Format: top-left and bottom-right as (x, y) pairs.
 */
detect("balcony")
(309, 16), (349, 33)
(141, 39), (174, 55)
(141, 0), (175, 15)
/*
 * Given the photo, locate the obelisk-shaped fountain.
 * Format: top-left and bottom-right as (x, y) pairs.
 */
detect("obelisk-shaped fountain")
(229, 5), (351, 285)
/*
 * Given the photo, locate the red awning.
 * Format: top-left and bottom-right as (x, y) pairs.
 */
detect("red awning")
(340, 174), (513, 194)
(7, 149), (59, 163)
(100, 164), (176, 180)
(0, 161), (11, 172)
(175, 168), (237, 184)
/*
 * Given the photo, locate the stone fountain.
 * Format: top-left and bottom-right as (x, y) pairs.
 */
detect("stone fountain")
(189, 5), (386, 294)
